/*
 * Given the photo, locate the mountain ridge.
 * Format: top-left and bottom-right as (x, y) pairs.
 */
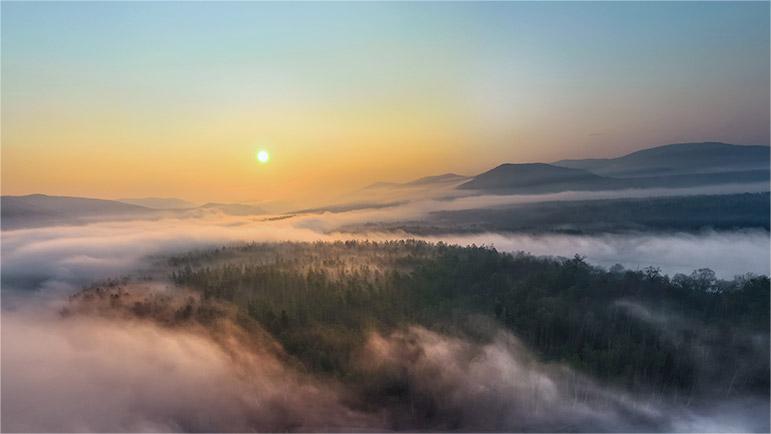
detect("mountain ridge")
(458, 163), (605, 191)
(5, 142), (768, 226)
(553, 142), (769, 177)
(364, 173), (468, 190)
(118, 197), (197, 210)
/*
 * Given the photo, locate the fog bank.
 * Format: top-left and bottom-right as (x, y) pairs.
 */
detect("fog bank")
(1, 310), (375, 432)
(2, 212), (767, 304)
(419, 230), (770, 278)
(4, 307), (766, 432)
(2, 206), (768, 431)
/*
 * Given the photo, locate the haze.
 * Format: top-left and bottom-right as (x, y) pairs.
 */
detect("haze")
(2, 1), (769, 204)
(2, 2), (770, 433)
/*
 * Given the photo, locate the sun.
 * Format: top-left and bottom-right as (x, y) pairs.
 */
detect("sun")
(256, 150), (269, 164)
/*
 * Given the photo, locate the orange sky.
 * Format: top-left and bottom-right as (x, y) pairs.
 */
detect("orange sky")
(2, 2), (768, 205)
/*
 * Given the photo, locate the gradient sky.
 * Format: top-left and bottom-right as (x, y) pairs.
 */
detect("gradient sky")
(2, 1), (769, 204)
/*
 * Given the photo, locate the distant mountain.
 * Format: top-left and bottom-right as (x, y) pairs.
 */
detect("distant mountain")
(365, 173), (468, 190)
(118, 197), (197, 210)
(1, 194), (154, 229)
(364, 182), (401, 190)
(456, 142), (770, 194)
(458, 163), (609, 192)
(553, 142), (770, 177)
(404, 173), (468, 186)
(1, 194), (267, 229)
(294, 201), (406, 215)
(198, 202), (264, 216)
(458, 163), (769, 194)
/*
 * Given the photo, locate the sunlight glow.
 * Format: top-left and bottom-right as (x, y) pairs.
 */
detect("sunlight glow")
(257, 150), (269, 164)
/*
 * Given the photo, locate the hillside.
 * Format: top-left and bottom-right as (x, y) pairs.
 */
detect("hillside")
(365, 173), (469, 190)
(198, 202), (264, 215)
(348, 192), (771, 235)
(457, 167), (768, 194)
(457, 163), (612, 192)
(0, 194), (271, 229)
(1, 194), (153, 229)
(118, 197), (197, 209)
(159, 242), (769, 402)
(553, 142), (770, 177)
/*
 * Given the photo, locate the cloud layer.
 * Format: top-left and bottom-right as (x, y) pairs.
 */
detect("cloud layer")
(2, 201), (768, 432)
(2, 205), (767, 303)
(4, 306), (767, 432)
(2, 309), (376, 432)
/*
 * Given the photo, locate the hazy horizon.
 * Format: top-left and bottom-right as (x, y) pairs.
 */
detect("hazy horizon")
(2, 2), (769, 433)
(2, 2), (769, 203)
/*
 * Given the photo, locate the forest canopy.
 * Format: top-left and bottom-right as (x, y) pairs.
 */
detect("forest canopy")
(63, 240), (770, 431)
(164, 241), (769, 394)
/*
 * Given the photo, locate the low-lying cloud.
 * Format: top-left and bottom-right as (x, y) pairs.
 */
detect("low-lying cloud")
(335, 181), (770, 220)
(2, 200), (768, 432)
(359, 326), (767, 432)
(1, 309), (376, 432)
(418, 230), (770, 278)
(2, 208), (767, 303)
(3, 306), (766, 432)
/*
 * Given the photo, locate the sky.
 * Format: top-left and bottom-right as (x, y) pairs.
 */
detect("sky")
(2, 1), (769, 205)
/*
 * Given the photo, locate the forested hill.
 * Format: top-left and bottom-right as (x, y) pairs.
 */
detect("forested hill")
(386, 192), (771, 235)
(157, 241), (769, 398)
(553, 142), (770, 177)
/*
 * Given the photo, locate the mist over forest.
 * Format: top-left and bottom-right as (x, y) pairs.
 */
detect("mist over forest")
(3, 0), (770, 430)
(3, 165), (770, 431)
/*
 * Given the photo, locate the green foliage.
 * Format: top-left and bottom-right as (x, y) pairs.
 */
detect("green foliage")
(170, 240), (769, 395)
